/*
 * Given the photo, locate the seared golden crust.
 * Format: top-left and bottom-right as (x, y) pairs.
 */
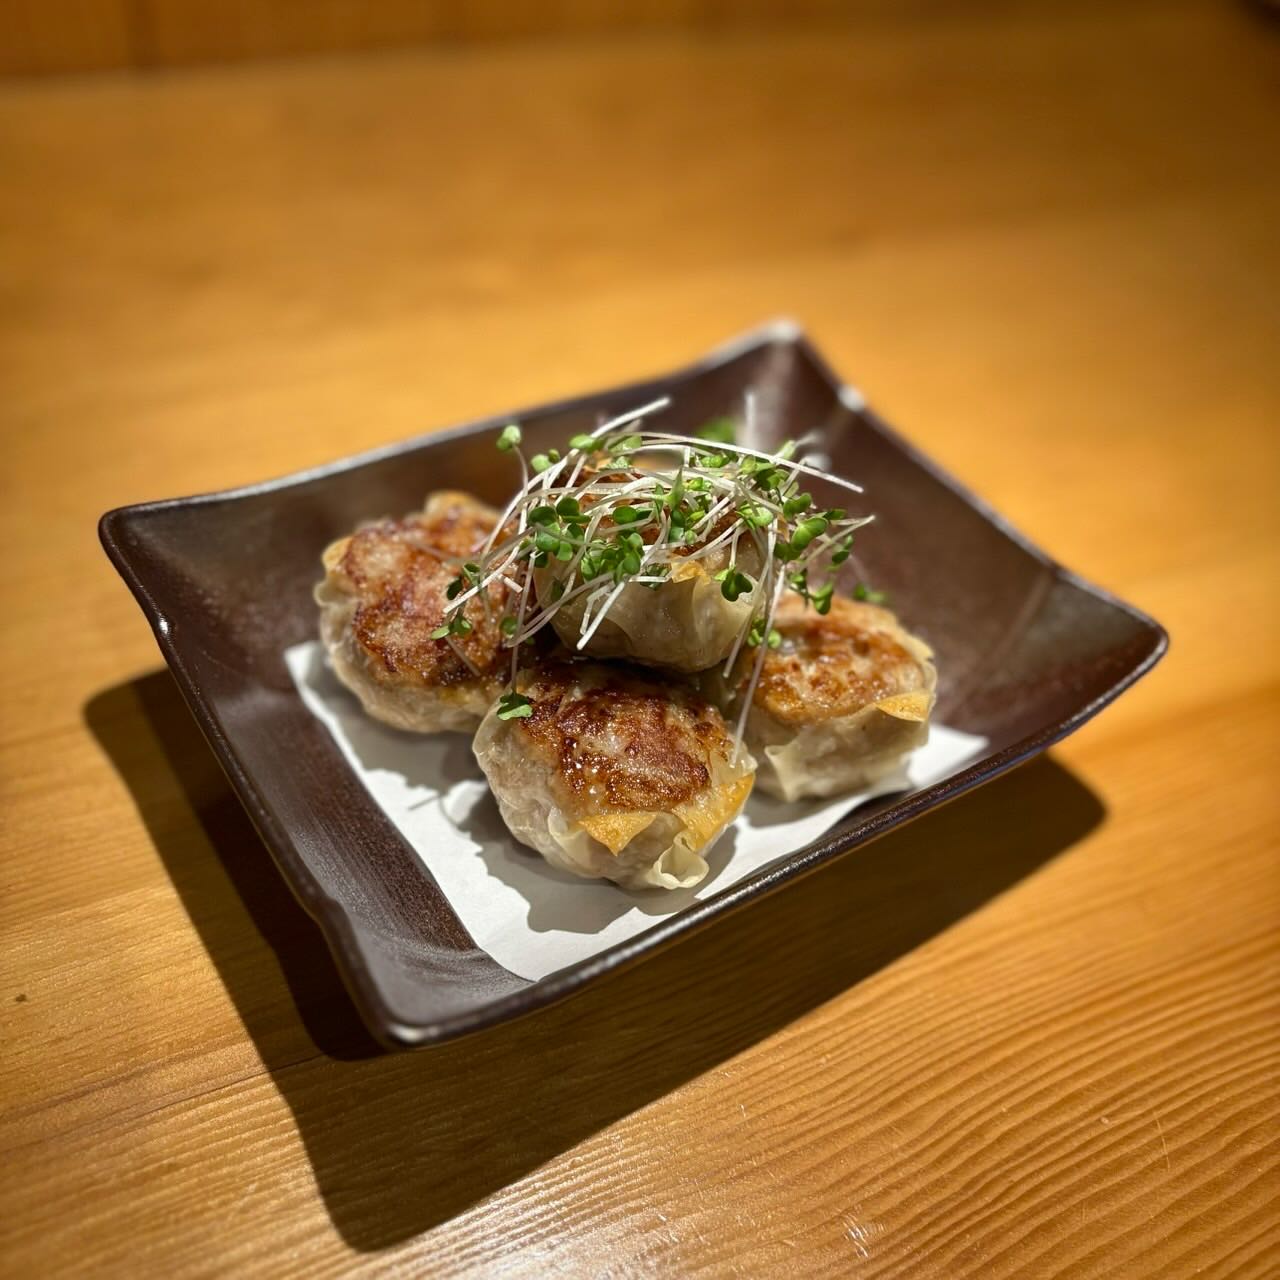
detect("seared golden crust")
(516, 661), (732, 815)
(472, 656), (756, 888)
(326, 492), (508, 691)
(707, 592), (936, 801)
(745, 595), (931, 724)
(316, 492), (513, 733)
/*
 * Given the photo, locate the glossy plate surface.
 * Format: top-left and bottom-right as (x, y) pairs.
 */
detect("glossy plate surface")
(100, 325), (1167, 1049)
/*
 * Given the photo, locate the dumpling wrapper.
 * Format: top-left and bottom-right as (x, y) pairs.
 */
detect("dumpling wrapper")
(315, 490), (509, 734)
(534, 534), (763, 674)
(473, 659), (756, 889)
(709, 593), (937, 801)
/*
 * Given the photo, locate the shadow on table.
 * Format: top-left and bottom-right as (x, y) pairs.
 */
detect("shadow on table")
(86, 671), (1104, 1253)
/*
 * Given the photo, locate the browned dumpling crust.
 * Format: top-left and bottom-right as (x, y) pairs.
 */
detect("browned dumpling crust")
(713, 593), (937, 800)
(315, 491), (509, 733)
(473, 659), (755, 889)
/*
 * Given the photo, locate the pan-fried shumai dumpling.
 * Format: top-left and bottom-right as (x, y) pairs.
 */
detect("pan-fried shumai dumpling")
(712, 594), (937, 801)
(473, 660), (756, 889)
(315, 491), (509, 733)
(534, 534), (762, 674)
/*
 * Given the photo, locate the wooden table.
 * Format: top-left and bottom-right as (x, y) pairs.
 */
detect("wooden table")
(3, 4), (1278, 1275)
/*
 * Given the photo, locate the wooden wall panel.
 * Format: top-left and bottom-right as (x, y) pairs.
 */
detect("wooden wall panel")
(133, 0), (445, 66)
(0, 0), (134, 75)
(2, 0), (942, 76)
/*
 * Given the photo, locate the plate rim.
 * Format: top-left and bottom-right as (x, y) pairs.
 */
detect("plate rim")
(100, 321), (1169, 1048)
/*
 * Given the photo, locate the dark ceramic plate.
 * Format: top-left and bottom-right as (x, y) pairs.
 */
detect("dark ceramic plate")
(101, 323), (1166, 1050)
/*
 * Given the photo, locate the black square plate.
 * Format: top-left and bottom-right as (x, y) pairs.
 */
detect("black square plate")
(100, 324), (1167, 1049)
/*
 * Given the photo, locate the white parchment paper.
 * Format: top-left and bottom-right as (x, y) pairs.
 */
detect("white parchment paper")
(285, 641), (987, 980)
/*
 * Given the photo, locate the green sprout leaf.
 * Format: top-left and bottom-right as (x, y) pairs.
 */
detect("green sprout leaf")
(830, 532), (855, 566)
(719, 570), (754, 602)
(431, 614), (473, 639)
(853, 583), (888, 604)
(788, 515), (829, 553)
(747, 618), (784, 648)
(606, 433), (643, 460)
(697, 417), (737, 444)
(737, 503), (774, 529)
(434, 401), (875, 760)
(496, 692), (533, 720)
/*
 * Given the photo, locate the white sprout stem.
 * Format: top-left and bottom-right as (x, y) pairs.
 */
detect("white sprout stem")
(449, 542), (525, 611)
(479, 411), (592, 559)
(575, 496), (673, 648)
(588, 396), (671, 439)
(444, 633), (482, 678)
(576, 580), (627, 648)
(726, 526), (745, 575)
(503, 499), (654, 644)
(477, 445), (531, 560)
(563, 449), (591, 493)
(506, 485), (666, 645)
(684, 504), (750, 562)
(689, 485), (741, 531)
(467, 406), (672, 604)
(786, 517), (877, 586)
(732, 568), (790, 763)
(457, 471), (637, 611)
(507, 561), (536, 683)
(720, 526), (776, 679)
(455, 397), (877, 708)
(626, 431), (865, 497)
(481, 490), (529, 559)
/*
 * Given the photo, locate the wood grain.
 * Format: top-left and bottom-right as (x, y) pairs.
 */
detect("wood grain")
(2, 3), (1278, 1276)
(0, 1), (135, 75)
(3, 0), (886, 75)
